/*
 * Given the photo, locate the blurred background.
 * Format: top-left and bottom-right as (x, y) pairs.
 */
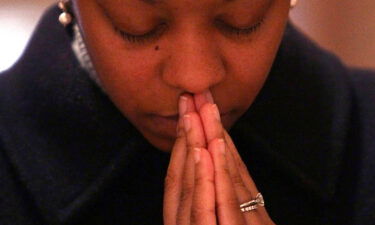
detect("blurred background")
(1, 0), (375, 72)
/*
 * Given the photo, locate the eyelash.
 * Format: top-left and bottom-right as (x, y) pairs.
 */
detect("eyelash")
(116, 19), (264, 44)
(216, 19), (264, 37)
(116, 24), (167, 44)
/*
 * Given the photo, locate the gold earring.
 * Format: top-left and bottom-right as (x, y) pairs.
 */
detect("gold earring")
(290, 0), (298, 8)
(58, 0), (73, 27)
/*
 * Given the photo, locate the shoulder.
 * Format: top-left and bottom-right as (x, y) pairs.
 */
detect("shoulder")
(337, 68), (375, 223)
(272, 23), (375, 223)
(0, 140), (42, 224)
(346, 67), (375, 145)
(0, 72), (41, 224)
(348, 74), (375, 224)
(0, 6), (63, 223)
(347, 68), (375, 105)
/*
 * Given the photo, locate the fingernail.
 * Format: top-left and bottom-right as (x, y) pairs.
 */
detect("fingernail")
(183, 115), (191, 132)
(194, 148), (201, 163)
(218, 139), (225, 155)
(179, 96), (188, 116)
(212, 104), (221, 121)
(204, 90), (214, 103)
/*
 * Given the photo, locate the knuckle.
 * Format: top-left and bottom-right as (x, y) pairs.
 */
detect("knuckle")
(187, 143), (202, 152)
(216, 198), (239, 211)
(176, 119), (185, 138)
(195, 176), (214, 187)
(186, 145), (195, 152)
(191, 207), (215, 224)
(180, 185), (194, 202)
(175, 209), (186, 225)
(164, 171), (178, 191)
(231, 174), (246, 189)
(215, 165), (230, 176)
(176, 128), (185, 139)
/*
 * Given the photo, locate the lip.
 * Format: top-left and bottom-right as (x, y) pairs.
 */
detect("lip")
(149, 114), (179, 137)
(159, 114), (179, 120)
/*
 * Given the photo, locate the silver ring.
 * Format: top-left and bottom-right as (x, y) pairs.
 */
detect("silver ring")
(240, 193), (265, 212)
(241, 205), (258, 212)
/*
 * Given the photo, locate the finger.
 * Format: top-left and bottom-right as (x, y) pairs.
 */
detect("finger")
(200, 104), (252, 202)
(184, 112), (207, 150)
(176, 143), (196, 225)
(209, 138), (245, 225)
(164, 94), (198, 225)
(176, 94), (197, 139)
(194, 90), (214, 112)
(191, 147), (216, 225)
(223, 131), (258, 193)
(179, 94), (196, 118)
(224, 131), (274, 224)
(177, 111), (207, 225)
(201, 104), (265, 224)
(199, 103), (223, 143)
(164, 127), (187, 225)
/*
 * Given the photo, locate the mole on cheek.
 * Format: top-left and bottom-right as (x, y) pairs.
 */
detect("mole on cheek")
(155, 45), (159, 51)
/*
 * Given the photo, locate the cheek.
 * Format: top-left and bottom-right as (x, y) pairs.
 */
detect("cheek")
(76, 0), (171, 119)
(216, 42), (279, 111)
(217, 7), (289, 111)
(97, 51), (158, 98)
(94, 50), (168, 121)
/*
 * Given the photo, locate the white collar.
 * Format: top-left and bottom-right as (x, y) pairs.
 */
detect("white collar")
(71, 23), (105, 91)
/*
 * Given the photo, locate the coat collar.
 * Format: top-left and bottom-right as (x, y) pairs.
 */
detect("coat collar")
(0, 6), (352, 224)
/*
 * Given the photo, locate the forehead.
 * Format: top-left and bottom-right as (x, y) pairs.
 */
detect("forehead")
(97, 0), (260, 7)
(106, 0), (235, 4)
(93, 0), (272, 25)
(96, 0), (266, 11)
(138, 0), (236, 4)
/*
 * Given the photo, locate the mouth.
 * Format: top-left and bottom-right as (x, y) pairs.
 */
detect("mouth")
(148, 114), (179, 139)
(159, 114), (179, 121)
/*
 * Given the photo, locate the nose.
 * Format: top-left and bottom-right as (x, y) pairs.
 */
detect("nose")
(161, 30), (226, 94)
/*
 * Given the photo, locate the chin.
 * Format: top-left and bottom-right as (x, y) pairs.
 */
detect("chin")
(149, 136), (175, 152)
(140, 128), (175, 152)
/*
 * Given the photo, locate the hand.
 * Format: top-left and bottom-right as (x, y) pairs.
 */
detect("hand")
(164, 91), (275, 225)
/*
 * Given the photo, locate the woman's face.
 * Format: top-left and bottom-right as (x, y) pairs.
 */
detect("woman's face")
(73, 0), (290, 151)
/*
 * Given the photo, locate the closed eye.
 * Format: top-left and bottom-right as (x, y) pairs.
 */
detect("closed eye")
(215, 19), (264, 38)
(115, 19), (264, 44)
(116, 23), (167, 43)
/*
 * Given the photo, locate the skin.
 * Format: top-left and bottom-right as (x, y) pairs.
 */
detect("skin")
(72, 0), (290, 151)
(164, 92), (275, 224)
(71, 0), (291, 224)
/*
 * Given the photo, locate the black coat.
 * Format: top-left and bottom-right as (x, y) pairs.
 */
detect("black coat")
(1, 6), (374, 225)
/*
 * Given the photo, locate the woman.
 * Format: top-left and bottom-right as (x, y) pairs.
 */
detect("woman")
(0, 0), (374, 224)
